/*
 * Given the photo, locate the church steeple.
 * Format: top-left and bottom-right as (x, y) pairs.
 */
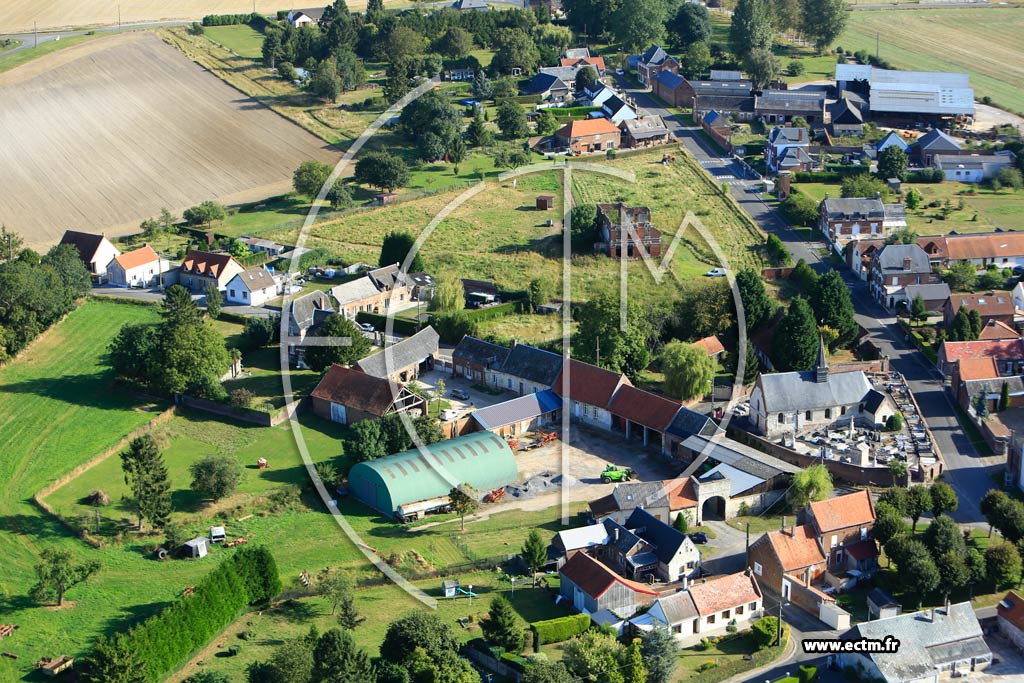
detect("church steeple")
(815, 335), (829, 383)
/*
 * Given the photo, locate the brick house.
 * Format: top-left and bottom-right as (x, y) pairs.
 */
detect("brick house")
(938, 338), (1024, 380)
(747, 523), (834, 616)
(596, 202), (662, 259)
(765, 127), (811, 172)
(652, 71), (689, 107)
(178, 250), (246, 292)
(619, 115), (671, 148)
(943, 292), (1014, 330)
(310, 364), (425, 425)
(635, 45), (679, 87)
(636, 571), (763, 645)
(555, 118), (621, 154)
(553, 358), (632, 431)
(800, 490), (878, 577)
(330, 276), (386, 319)
(954, 357), (1024, 415)
(819, 197), (907, 254)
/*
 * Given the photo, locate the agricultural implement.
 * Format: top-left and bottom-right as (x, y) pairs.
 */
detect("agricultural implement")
(600, 464), (634, 483)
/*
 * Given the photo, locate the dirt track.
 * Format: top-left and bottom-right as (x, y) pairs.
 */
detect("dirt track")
(0, 32), (338, 249)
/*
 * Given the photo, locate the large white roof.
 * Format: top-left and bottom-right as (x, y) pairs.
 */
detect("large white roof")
(835, 64), (974, 116)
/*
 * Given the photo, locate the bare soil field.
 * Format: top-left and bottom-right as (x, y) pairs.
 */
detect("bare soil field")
(0, 31), (338, 249)
(0, 0), (396, 33)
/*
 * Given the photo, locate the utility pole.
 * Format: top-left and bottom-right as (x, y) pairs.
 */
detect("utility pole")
(876, 31), (880, 60)
(118, 5), (121, 28)
(34, 22), (37, 48)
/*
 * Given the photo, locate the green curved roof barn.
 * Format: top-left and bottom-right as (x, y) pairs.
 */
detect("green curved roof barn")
(348, 431), (517, 515)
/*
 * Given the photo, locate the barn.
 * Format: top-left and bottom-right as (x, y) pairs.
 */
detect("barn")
(347, 432), (517, 517)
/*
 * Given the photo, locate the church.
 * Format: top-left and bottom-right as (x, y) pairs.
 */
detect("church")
(749, 339), (896, 439)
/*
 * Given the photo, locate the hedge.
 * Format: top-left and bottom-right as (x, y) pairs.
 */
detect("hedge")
(356, 311), (421, 336)
(530, 613), (591, 649)
(823, 164), (871, 176)
(907, 167), (945, 183)
(88, 546), (281, 682)
(203, 12), (262, 26)
(464, 302), (516, 323)
(793, 168), (867, 183)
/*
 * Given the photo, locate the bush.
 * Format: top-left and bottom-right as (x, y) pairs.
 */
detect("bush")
(885, 412), (903, 431)
(464, 302), (516, 323)
(786, 60), (805, 76)
(202, 12), (259, 25)
(355, 311), (420, 336)
(530, 613), (591, 649)
(751, 616), (781, 650)
(799, 663), (819, 683)
(906, 167), (945, 183)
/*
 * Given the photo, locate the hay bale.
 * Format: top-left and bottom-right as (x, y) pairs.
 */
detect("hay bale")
(87, 490), (110, 507)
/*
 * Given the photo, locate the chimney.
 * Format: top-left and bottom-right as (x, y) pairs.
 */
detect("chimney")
(613, 527), (620, 542)
(781, 516), (786, 532)
(681, 575), (688, 590)
(944, 596), (951, 615)
(903, 257), (912, 271)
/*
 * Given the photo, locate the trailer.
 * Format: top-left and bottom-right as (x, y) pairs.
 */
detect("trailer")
(397, 496), (451, 523)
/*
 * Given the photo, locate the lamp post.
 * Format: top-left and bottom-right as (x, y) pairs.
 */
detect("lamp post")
(510, 575), (517, 598)
(776, 599), (789, 646)
(708, 379), (715, 417)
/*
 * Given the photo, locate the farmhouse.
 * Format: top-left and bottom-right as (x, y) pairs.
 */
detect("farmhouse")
(943, 292), (1014, 331)
(596, 202), (662, 259)
(347, 431), (517, 518)
(934, 152), (1016, 183)
(634, 571), (763, 644)
(692, 92), (755, 124)
(287, 7), (326, 27)
(754, 90), (827, 124)
(330, 276), (385, 319)
(553, 359), (631, 430)
(106, 245), (162, 289)
(943, 231), (1024, 271)
(749, 339), (895, 437)
(634, 45), (679, 87)
(937, 338), (1024, 379)
(287, 290), (333, 341)
(225, 267), (277, 307)
(178, 250), (245, 292)
(765, 127), (811, 172)
(558, 551), (659, 615)
(747, 522), (830, 614)
(549, 524), (615, 569)
(468, 389), (561, 437)
(310, 364), (425, 425)
(357, 326), (440, 382)
(450, 336), (563, 395)
(902, 283), (951, 313)
(868, 243), (937, 309)
(59, 230), (121, 277)
(619, 115), (671, 148)
(588, 478), (698, 526)
(835, 64), (975, 117)
(799, 490), (878, 577)
(838, 603), (990, 682)
(554, 118), (621, 154)
(910, 128), (962, 166)
(819, 197), (907, 253)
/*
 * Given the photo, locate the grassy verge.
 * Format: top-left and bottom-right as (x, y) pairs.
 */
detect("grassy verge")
(0, 32), (103, 73)
(676, 629), (789, 682)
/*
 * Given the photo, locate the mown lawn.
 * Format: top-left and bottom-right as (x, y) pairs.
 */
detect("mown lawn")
(202, 24), (265, 59)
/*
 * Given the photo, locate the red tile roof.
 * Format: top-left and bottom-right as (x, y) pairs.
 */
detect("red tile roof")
(944, 233), (1024, 262)
(664, 478), (698, 510)
(957, 357), (1000, 382)
(180, 250), (239, 278)
(844, 539), (878, 562)
(113, 245), (159, 271)
(556, 117), (621, 139)
(979, 319), (1019, 340)
(694, 335), (725, 356)
(808, 490), (875, 534)
(688, 572), (761, 616)
(998, 590), (1024, 631)
(311, 365), (412, 417)
(941, 339), (1024, 363)
(946, 292), (1014, 318)
(608, 384), (682, 431)
(559, 551), (659, 598)
(560, 56), (606, 71)
(552, 358), (630, 409)
(765, 525), (826, 571)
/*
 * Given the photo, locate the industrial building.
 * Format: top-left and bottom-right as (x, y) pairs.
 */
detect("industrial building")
(835, 64), (974, 117)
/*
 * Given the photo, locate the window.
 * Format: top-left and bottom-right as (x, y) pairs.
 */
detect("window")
(673, 624), (682, 634)
(707, 614), (716, 625)
(229, 290), (236, 298)
(805, 410), (812, 420)
(830, 534), (838, 548)
(860, 527), (867, 540)
(753, 562), (762, 576)
(242, 291), (248, 300)
(723, 609), (731, 619)
(749, 602), (757, 611)
(841, 406), (847, 415)
(736, 605), (744, 615)
(825, 408), (831, 419)
(778, 413), (784, 423)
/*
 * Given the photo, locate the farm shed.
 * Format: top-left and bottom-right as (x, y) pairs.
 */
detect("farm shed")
(536, 195), (555, 210)
(348, 432), (517, 517)
(469, 389), (561, 437)
(184, 537), (208, 559)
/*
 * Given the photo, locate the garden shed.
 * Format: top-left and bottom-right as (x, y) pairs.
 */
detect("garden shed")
(348, 432), (518, 518)
(184, 537), (208, 559)
(536, 195), (555, 210)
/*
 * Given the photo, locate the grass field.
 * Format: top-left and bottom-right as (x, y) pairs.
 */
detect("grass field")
(0, 33), (102, 73)
(840, 7), (1024, 115)
(793, 181), (1024, 233)
(202, 23), (265, 59)
(0, 31), (338, 250)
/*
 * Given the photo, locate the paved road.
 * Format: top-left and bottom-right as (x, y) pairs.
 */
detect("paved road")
(0, 20), (187, 59)
(615, 77), (1000, 524)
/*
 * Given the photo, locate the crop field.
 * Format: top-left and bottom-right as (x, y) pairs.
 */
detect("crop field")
(840, 8), (1024, 115)
(0, 31), (338, 249)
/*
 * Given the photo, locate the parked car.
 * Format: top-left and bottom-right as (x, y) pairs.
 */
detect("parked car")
(615, 68), (624, 75)
(688, 532), (709, 544)
(451, 388), (470, 400)
(705, 268), (727, 277)
(360, 322), (375, 332)
(1014, 265), (1024, 276)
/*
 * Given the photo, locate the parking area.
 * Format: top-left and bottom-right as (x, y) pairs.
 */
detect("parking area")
(415, 368), (512, 415)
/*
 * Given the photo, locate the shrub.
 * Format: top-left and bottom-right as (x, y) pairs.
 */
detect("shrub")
(886, 412), (903, 431)
(87, 490), (111, 506)
(530, 613), (591, 649)
(786, 60), (805, 76)
(229, 388), (254, 411)
(799, 663), (819, 683)
(751, 616), (781, 650)
(355, 311), (420, 336)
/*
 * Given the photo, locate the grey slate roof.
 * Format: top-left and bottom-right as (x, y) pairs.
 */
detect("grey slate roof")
(756, 90), (825, 113)
(691, 80), (752, 97)
(843, 602), (989, 681)
(602, 94), (634, 117)
(914, 128), (962, 152)
(625, 508), (694, 565)
(757, 369), (874, 414)
(867, 587), (899, 609)
(694, 94), (754, 112)
(357, 326), (440, 378)
(822, 197), (885, 221)
(778, 147), (812, 167)
(522, 72), (571, 96)
(666, 406), (720, 439)
(640, 45), (670, 66)
(830, 96), (864, 124)
(289, 290), (332, 332)
(621, 115), (669, 140)
(875, 243), (931, 274)
(654, 590), (699, 624)
(501, 344), (563, 386)
(471, 389), (560, 430)
(613, 481), (668, 510)
(452, 335), (510, 369)
(538, 66), (580, 81)
(768, 126), (809, 145)
(904, 283), (951, 303)
(682, 434), (801, 478)
(230, 267), (275, 291)
(602, 518), (646, 555)
(330, 276), (381, 305)
(861, 388), (888, 415)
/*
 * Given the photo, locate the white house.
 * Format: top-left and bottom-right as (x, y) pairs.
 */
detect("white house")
(59, 230), (121, 277)
(934, 152), (1016, 183)
(225, 267), (278, 307)
(287, 7), (326, 27)
(106, 245), (162, 288)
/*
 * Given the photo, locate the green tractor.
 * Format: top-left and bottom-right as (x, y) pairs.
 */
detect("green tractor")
(600, 464), (634, 483)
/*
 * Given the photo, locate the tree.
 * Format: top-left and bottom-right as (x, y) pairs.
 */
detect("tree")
(491, 28), (539, 75)
(191, 672), (231, 683)
(1001, 380), (1011, 411)
(923, 514), (966, 558)
(471, 69), (494, 100)
(497, 99), (530, 139)
(944, 261), (978, 293)
(430, 272), (466, 313)
(387, 26), (425, 62)
(623, 638), (646, 683)
(244, 315), (280, 348)
(355, 152), (410, 192)
(982, 489), (1011, 537)
(877, 146), (908, 181)
(449, 485), (479, 531)
(789, 464), (833, 508)
(381, 612), (461, 665)
(379, 231), (424, 272)
(950, 306), (976, 341)
(570, 203), (598, 251)
(930, 481), (959, 517)
(681, 42), (713, 80)
(522, 661), (571, 683)
(872, 502), (907, 546)
(729, 0), (773, 58)
(304, 314), (372, 372)
(313, 628), (376, 683)
(780, 192), (819, 227)
(986, 541), (1023, 589)
(750, 616), (781, 649)
(910, 293), (927, 322)
(204, 281), (222, 320)
(888, 458), (909, 487)
(998, 167), (1024, 191)
(575, 292), (654, 379)
(400, 89), (462, 151)
(801, 0), (848, 50)
(613, 0), (668, 52)
(661, 341), (715, 402)
(880, 486), (910, 515)
(669, 2), (711, 46)
(527, 278), (552, 312)
(294, 160), (334, 199)
(741, 342), (760, 384)
(189, 454), (243, 502)
(772, 297), (818, 371)
(968, 308), (982, 339)
(437, 27), (473, 59)
(349, 419), (387, 462)
(811, 271), (857, 348)
(840, 174), (890, 200)
(449, 138), (467, 175)
(562, 631), (628, 683)
(87, 634), (148, 683)
(0, 225), (25, 262)
(935, 551), (970, 603)
(120, 435), (172, 530)
(736, 268), (772, 332)
(743, 48), (779, 91)
(140, 217), (161, 242)
(466, 109), (494, 147)
(183, 201), (226, 227)
(481, 595), (524, 653)
(575, 65), (599, 91)
(327, 180), (353, 210)
(311, 58), (341, 102)
(31, 547), (100, 606)
(641, 626), (678, 683)
(890, 538), (940, 604)
(907, 485), (932, 533)
(383, 57), (413, 103)
(521, 529), (547, 574)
